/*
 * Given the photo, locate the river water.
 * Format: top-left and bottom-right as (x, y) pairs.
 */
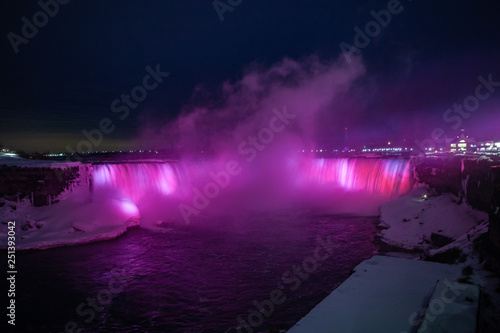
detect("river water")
(14, 212), (379, 333)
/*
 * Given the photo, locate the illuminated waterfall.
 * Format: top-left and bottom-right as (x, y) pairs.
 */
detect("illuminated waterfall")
(92, 158), (412, 210)
(93, 163), (179, 204)
(304, 158), (412, 197)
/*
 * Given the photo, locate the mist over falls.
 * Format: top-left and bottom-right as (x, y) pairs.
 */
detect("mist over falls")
(92, 158), (412, 226)
(90, 56), (413, 225)
(136, 55), (366, 154)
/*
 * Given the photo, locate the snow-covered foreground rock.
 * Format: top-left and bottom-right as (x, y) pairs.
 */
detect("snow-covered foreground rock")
(376, 185), (500, 332)
(0, 196), (140, 250)
(425, 225), (500, 332)
(288, 255), (477, 333)
(379, 185), (489, 250)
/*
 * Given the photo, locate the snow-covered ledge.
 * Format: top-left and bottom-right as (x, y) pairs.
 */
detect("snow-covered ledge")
(379, 184), (489, 250)
(0, 197), (140, 250)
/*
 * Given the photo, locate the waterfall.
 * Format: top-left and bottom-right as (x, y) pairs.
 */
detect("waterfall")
(304, 158), (412, 197)
(92, 158), (412, 207)
(93, 163), (180, 204)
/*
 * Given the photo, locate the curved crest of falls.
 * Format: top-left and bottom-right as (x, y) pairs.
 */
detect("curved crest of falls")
(93, 163), (180, 202)
(90, 158), (412, 221)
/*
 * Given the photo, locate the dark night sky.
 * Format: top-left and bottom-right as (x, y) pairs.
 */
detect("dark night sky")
(1, 0), (500, 152)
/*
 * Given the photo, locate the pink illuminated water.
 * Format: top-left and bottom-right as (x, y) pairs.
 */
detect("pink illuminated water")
(92, 158), (412, 222)
(17, 213), (380, 332)
(17, 160), (413, 332)
(93, 163), (179, 203)
(304, 158), (412, 197)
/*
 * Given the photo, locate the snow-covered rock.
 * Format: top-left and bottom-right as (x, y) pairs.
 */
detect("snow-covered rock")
(379, 185), (488, 250)
(0, 196), (140, 250)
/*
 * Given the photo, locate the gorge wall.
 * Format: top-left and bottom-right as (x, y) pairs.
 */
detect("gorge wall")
(411, 156), (495, 211)
(0, 164), (91, 207)
(485, 166), (500, 273)
(411, 155), (500, 273)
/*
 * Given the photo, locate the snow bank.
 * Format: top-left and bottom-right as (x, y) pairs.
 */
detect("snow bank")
(0, 195), (140, 250)
(288, 255), (471, 333)
(379, 185), (488, 250)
